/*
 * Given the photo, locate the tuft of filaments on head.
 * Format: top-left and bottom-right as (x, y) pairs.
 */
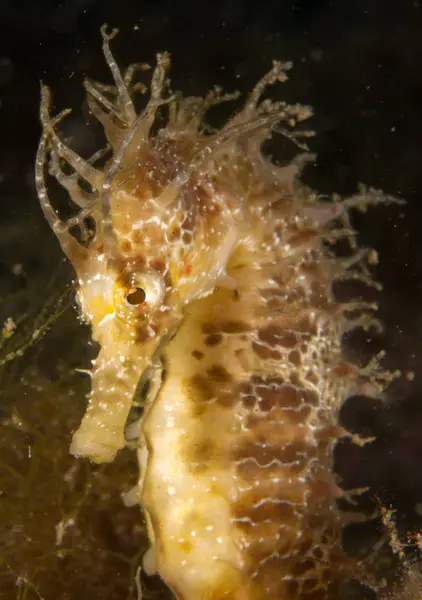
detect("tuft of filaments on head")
(36, 25), (404, 269)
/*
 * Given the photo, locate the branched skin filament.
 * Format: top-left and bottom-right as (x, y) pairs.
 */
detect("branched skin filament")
(37, 25), (397, 600)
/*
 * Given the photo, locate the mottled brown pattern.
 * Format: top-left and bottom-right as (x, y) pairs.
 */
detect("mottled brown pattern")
(167, 241), (374, 598)
(230, 369), (342, 598)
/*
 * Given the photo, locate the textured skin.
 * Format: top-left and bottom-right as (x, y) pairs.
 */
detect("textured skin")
(140, 189), (364, 599)
(36, 26), (392, 599)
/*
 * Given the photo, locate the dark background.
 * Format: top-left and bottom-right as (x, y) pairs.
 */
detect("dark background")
(0, 0), (422, 597)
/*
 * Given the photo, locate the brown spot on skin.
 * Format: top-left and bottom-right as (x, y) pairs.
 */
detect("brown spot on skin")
(189, 365), (237, 413)
(149, 258), (166, 273)
(289, 349), (301, 365)
(303, 388), (319, 406)
(201, 321), (252, 335)
(204, 333), (223, 346)
(120, 239), (133, 253)
(220, 321), (252, 334)
(263, 295), (285, 312)
(296, 315), (318, 335)
(182, 232), (192, 244)
(193, 438), (218, 462)
(189, 374), (215, 402)
(258, 326), (298, 348)
(252, 341), (282, 360)
(191, 350), (204, 360)
(201, 322), (218, 335)
(216, 392), (238, 408)
(207, 364), (232, 383)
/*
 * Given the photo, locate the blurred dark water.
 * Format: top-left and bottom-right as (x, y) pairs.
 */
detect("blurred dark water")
(0, 0), (422, 598)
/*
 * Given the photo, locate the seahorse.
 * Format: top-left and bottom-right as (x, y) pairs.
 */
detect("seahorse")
(36, 25), (396, 599)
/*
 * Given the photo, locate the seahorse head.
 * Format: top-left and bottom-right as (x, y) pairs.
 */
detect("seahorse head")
(36, 26), (293, 463)
(70, 118), (245, 361)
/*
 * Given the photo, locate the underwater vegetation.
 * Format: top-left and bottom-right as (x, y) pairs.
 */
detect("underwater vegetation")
(0, 220), (172, 599)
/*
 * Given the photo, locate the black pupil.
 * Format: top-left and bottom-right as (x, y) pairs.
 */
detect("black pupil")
(126, 287), (146, 306)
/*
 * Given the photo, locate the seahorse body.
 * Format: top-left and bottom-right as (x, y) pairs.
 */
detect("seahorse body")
(138, 189), (369, 599)
(36, 26), (392, 599)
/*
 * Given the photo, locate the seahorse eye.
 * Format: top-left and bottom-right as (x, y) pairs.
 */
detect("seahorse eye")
(119, 269), (166, 315)
(113, 269), (166, 320)
(125, 287), (147, 307)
